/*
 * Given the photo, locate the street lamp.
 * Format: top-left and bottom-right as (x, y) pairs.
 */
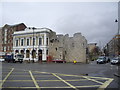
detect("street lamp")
(32, 27), (36, 63)
(115, 19), (120, 57)
(114, 19), (120, 86)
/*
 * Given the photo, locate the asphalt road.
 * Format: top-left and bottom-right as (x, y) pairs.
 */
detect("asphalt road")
(1, 61), (120, 90)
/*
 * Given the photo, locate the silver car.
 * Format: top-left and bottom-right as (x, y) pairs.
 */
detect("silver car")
(111, 57), (120, 65)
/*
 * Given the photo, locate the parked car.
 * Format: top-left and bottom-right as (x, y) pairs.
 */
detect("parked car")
(96, 56), (106, 64)
(111, 57), (120, 65)
(14, 54), (24, 63)
(4, 54), (15, 63)
(0, 58), (5, 62)
(52, 59), (66, 63)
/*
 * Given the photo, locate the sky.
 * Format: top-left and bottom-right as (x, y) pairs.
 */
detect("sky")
(1, 2), (118, 48)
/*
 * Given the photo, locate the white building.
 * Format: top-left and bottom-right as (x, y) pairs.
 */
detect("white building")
(13, 27), (55, 62)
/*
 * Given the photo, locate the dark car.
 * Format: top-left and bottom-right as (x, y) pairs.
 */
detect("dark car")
(111, 57), (120, 65)
(4, 54), (15, 63)
(96, 56), (106, 64)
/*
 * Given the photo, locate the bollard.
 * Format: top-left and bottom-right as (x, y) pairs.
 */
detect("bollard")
(73, 60), (77, 64)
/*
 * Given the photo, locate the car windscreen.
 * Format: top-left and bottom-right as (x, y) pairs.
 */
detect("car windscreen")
(17, 55), (24, 58)
(98, 57), (104, 59)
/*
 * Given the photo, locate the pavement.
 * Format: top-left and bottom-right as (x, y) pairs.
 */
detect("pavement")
(0, 61), (120, 90)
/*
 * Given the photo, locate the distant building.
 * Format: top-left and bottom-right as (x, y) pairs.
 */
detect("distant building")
(88, 43), (100, 60)
(13, 27), (56, 62)
(104, 34), (120, 58)
(0, 23), (27, 56)
(88, 43), (97, 53)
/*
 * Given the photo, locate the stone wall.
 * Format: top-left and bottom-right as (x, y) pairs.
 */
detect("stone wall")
(49, 32), (88, 63)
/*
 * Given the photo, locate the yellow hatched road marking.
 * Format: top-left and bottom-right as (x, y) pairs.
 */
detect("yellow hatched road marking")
(1, 87), (36, 88)
(57, 73), (112, 80)
(82, 76), (104, 85)
(29, 71), (40, 90)
(76, 85), (101, 88)
(52, 73), (78, 90)
(9, 75), (54, 77)
(2, 79), (88, 82)
(0, 68), (14, 88)
(97, 78), (114, 90)
(6, 75), (29, 77)
(1, 85), (101, 89)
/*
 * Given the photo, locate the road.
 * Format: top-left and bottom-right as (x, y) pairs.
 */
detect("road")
(0, 61), (120, 90)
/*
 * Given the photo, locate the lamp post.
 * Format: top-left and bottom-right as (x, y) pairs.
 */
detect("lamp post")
(115, 19), (120, 57)
(32, 27), (36, 63)
(114, 19), (120, 89)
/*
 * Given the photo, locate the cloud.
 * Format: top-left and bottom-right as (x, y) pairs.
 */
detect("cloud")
(2, 2), (118, 47)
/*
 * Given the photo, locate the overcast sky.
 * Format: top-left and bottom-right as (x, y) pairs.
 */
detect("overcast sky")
(1, 2), (118, 48)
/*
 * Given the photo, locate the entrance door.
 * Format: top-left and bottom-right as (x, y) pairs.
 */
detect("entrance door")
(38, 49), (42, 61)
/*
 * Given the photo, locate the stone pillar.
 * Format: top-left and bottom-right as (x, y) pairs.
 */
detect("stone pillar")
(30, 50), (32, 60)
(42, 48), (47, 61)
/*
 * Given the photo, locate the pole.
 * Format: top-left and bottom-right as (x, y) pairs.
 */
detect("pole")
(114, 19), (120, 90)
(32, 27), (35, 63)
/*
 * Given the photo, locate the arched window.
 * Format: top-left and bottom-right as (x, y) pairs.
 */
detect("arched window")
(26, 50), (30, 58)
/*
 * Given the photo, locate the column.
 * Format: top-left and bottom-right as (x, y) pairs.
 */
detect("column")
(30, 50), (32, 60)
(42, 48), (47, 61)
(44, 33), (47, 46)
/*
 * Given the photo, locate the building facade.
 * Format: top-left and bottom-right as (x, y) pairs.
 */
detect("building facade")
(104, 34), (120, 58)
(88, 43), (100, 60)
(0, 23), (27, 56)
(13, 27), (56, 62)
(49, 33), (88, 63)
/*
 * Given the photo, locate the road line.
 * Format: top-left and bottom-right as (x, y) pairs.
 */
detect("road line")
(34, 71), (51, 74)
(40, 85), (100, 88)
(33, 70), (113, 80)
(82, 76), (104, 85)
(1, 87), (36, 88)
(76, 85), (101, 88)
(97, 78), (114, 90)
(56, 73), (113, 80)
(29, 71), (40, 90)
(41, 86), (72, 88)
(1, 86), (71, 89)
(5, 79), (87, 82)
(52, 73), (78, 90)
(5, 80), (33, 82)
(10, 75), (31, 77)
(0, 68), (14, 88)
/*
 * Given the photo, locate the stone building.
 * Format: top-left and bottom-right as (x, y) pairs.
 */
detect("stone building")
(13, 27), (56, 62)
(49, 33), (88, 63)
(0, 23), (27, 55)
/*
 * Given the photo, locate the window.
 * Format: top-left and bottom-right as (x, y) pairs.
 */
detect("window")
(4, 29), (7, 44)
(33, 38), (36, 45)
(39, 38), (42, 45)
(16, 40), (18, 46)
(46, 38), (49, 45)
(27, 38), (30, 46)
(4, 46), (6, 52)
(46, 50), (48, 55)
(21, 39), (24, 46)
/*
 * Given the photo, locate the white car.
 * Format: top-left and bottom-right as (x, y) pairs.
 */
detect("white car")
(111, 57), (120, 65)
(0, 58), (5, 62)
